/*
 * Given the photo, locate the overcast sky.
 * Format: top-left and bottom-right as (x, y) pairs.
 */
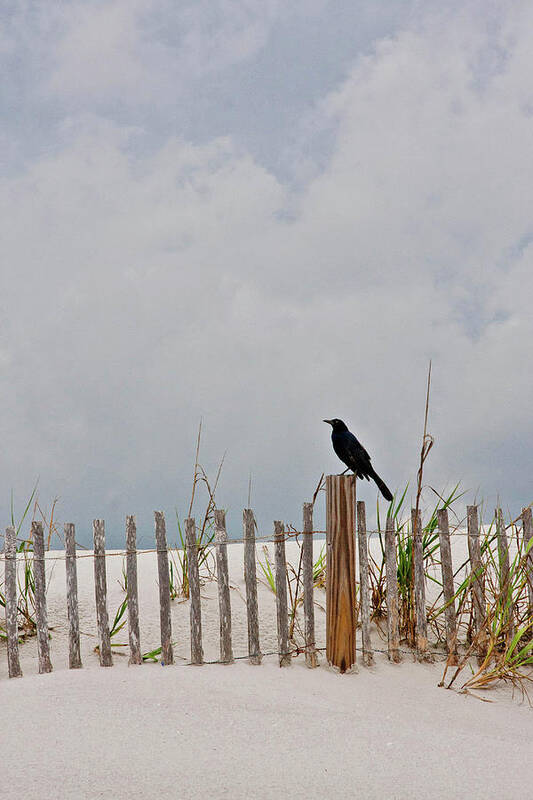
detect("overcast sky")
(2, 0), (532, 547)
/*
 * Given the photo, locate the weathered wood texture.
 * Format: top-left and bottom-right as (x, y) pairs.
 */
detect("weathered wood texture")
(243, 508), (262, 665)
(64, 523), (82, 669)
(274, 521), (291, 667)
(185, 517), (203, 665)
(357, 501), (374, 667)
(523, 507), (533, 615)
(326, 475), (357, 673)
(32, 521), (53, 674)
(496, 507), (514, 640)
(126, 515), (142, 665)
(467, 505), (487, 661)
(412, 508), (429, 660)
(93, 519), (113, 667)
(154, 511), (174, 666)
(302, 502), (318, 668)
(385, 515), (401, 663)
(437, 509), (458, 664)
(5, 526), (22, 678)
(214, 509), (233, 664)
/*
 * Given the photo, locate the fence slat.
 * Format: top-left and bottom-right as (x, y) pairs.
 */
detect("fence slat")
(243, 508), (262, 665)
(302, 502), (318, 668)
(5, 526), (22, 678)
(412, 508), (429, 661)
(126, 515), (142, 665)
(467, 505), (487, 662)
(385, 515), (401, 663)
(274, 521), (291, 667)
(93, 519), (113, 667)
(65, 523), (82, 669)
(437, 509), (458, 665)
(185, 517), (203, 665)
(32, 521), (53, 674)
(357, 501), (374, 667)
(523, 507), (533, 615)
(214, 509), (233, 664)
(326, 475), (357, 673)
(496, 507), (514, 642)
(154, 511), (174, 666)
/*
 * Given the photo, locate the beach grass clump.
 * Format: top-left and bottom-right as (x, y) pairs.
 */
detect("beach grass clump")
(257, 539), (327, 651)
(1, 485), (61, 641)
(169, 421), (222, 599)
(369, 483), (465, 641)
(170, 512), (215, 599)
(442, 511), (533, 698)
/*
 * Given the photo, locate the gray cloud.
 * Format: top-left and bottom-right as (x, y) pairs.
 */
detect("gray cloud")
(1, 1), (532, 545)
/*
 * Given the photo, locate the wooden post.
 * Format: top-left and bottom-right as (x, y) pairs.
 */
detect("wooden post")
(385, 514), (401, 663)
(185, 517), (203, 665)
(214, 509), (233, 664)
(126, 515), (142, 665)
(412, 508), (429, 661)
(522, 507), (533, 616)
(326, 475), (356, 673)
(437, 509), (458, 664)
(32, 521), (53, 674)
(357, 501), (374, 667)
(64, 523), (82, 669)
(243, 508), (262, 665)
(274, 521), (291, 667)
(302, 502), (318, 668)
(4, 526), (22, 678)
(467, 505), (487, 661)
(154, 511), (174, 666)
(93, 519), (113, 667)
(496, 507), (514, 641)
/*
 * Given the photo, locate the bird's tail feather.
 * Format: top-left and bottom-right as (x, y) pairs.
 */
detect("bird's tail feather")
(369, 469), (393, 503)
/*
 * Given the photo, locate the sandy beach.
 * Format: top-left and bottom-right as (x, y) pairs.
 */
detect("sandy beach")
(1, 540), (531, 800)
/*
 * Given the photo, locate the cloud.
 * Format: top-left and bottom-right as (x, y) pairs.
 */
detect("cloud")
(1, 1), (533, 543)
(45, 0), (295, 102)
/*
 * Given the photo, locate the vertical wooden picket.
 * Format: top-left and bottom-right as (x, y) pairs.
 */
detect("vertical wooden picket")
(65, 523), (82, 669)
(93, 519), (113, 667)
(126, 515), (142, 665)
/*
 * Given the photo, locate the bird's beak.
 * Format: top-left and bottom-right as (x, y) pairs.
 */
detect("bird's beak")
(323, 419), (333, 425)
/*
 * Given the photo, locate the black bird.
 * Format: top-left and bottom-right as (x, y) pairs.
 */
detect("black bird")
(324, 418), (393, 502)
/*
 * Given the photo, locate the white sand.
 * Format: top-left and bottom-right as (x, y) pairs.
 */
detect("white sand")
(1, 540), (531, 799)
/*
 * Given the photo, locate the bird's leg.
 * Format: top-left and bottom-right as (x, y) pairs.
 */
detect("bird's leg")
(340, 468), (350, 476)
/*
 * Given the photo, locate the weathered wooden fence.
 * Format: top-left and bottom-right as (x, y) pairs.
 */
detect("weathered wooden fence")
(2, 477), (533, 680)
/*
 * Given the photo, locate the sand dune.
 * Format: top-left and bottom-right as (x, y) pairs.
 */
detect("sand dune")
(1, 540), (530, 799)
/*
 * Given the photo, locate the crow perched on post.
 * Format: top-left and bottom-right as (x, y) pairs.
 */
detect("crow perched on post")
(324, 418), (393, 502)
